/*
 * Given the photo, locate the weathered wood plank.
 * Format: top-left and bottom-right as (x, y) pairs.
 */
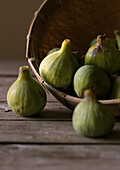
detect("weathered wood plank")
(0, 77), (16, 102)
(0, 144), (120, 170)
(0, 102), (72, 121)
(0, 77), (120, 119)
(0, 76), (72, 121)
(0, 59), (29, 76)
(1, 102), (120, 121)
(0, 120), (120, 144)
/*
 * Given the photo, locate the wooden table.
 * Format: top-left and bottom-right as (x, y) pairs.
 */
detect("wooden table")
(0, 59), (120, 170)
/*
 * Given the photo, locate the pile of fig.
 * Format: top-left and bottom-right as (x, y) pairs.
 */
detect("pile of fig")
(39, 30), (120, 137)
(7, 29), (120, 137)
(40, 33), (120, 100)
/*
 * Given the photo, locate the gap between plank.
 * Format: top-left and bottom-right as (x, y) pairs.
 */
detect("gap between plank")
(0, 142), (120, 145)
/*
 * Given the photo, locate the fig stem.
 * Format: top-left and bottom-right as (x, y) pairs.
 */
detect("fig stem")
(96, 34), (106, 45)
(60, 39), (71, 53)
(84, 89), (96, 101)
(18, 66), (32, 79)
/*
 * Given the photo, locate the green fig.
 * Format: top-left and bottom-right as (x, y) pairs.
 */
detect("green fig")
(47, 48), (60, 55)
(85, 34), (120, 74)
(89, 37), (117, 48)
(74, 65), (111, 99)
(72, 52), (85, 67)
(7, 66), (46, 116)
(72, 89), (115, 137)
(47, 48), (83, 67)
(110, 75), (120, 99)
(114, 30), (120, 50)
(89, 38), (97, 47)
(40, 39), (79, 90)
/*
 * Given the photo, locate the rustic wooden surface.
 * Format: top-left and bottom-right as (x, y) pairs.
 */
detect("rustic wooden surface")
(0, 59), (120, 170)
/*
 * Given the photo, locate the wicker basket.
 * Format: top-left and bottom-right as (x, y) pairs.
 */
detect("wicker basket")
(26, 0), (120, 116)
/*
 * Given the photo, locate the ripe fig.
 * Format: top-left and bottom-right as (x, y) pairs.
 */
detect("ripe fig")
(72, 90), (115, 137)
(7, 66), (46, 116)
(47, 48), (60, 55)
(72, 52), (85, 67)
(110, 75), (120, 99)
(47, 48), (83, 67)
(114, 30), (120, 49)
(74, 65), (111, 99)
(89, 38), (97, 47)
(85, 34), (120, 73)
(89, 37), (116, 48)
(39, 39), (79, 90)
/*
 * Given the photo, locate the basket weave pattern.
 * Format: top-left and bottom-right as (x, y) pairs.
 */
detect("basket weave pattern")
(26, 0), (120, 115)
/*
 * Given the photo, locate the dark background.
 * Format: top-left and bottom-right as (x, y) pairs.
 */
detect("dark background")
(0, 0), (44, 60)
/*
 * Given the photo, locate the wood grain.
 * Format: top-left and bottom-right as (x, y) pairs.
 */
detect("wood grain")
(1, 0), (120, 167)
(0, 59), (28, 76)
(1, 102), (120, 121)
(0, 144), (120, 170)
(0, 120), (120, 144)
(0, 102), (72, 121)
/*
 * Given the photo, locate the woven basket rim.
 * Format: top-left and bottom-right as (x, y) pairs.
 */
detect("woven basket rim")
(26, 0), (48, 59)
(28, 58), (120, 105)
(26, 0), (120, 108)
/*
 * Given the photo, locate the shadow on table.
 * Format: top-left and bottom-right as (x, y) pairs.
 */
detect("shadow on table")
(28, 107), (73, 121)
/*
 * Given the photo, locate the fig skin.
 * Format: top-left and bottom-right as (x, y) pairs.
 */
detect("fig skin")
(47, 48), (84, 67)
(85, 34), (120, 74)
(7, 66), (46, 116)
(72, 52), (85, 67)
(114, 30), (120, 49)
(47, 48), (60, 55)
(89, 38), (97, 47)
(72, 90), (115, 137)
(74, 65), (111, 99)
(89, 37), (117, 48)
(110, 75), (120, 99)
(40, 39), (79, 90)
